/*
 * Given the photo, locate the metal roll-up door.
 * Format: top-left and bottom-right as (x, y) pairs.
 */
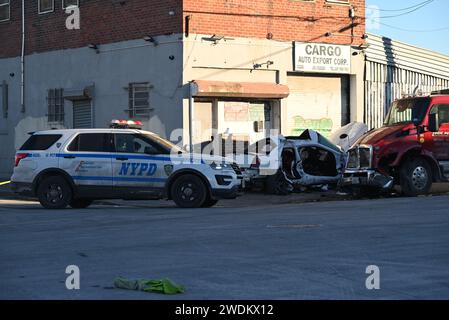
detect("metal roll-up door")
(286, 75), (349, 137)
(73, 100), (92, 128)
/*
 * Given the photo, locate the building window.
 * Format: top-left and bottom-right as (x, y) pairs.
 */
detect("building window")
(326, 0), (350, 4)
(63, 0), (79, 9)
(38, 0), (54, 14)
(47, 89), (65, 123)
(127, 83), (152, 118)
(0, 0), (10, 22)
(1, 80), (8, 118)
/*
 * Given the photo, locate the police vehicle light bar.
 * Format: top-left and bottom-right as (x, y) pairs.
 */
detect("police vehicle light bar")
(110, 119), (143, 129)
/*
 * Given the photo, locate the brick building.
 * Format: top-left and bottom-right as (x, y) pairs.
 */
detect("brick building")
(0, 0), (366, 176)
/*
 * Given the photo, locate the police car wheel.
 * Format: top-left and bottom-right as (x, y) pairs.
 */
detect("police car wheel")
(202, 198), (218, 208)
(171, 174), (208, 208)
(37, 176), (73, 209)
(69, 199), (93, 209)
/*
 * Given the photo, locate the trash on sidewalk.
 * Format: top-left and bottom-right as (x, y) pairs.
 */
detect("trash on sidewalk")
(113, 277), (185, 294)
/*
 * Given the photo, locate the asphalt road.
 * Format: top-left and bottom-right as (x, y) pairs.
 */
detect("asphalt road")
(1, 195), (449, 300)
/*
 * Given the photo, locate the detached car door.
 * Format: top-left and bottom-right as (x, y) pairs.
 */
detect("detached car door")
(112, 133), (170, 197)
(60, 132), (114, 195)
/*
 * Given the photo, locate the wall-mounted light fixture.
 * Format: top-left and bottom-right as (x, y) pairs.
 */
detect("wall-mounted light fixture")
(88, 43), (100, 54)
(202, 34), (225, 45)
(349, 7), (355, 19)
(143, 35), (159, 46)
(253, 60), (274, 70)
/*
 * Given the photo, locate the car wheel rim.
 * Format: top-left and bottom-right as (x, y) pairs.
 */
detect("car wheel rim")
(46, 184), (63, 204)
(412, 166), (428, 190)
(180, 183), (198, 202)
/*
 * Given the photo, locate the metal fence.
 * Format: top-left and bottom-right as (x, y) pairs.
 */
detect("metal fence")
(364, 34), (449, 129)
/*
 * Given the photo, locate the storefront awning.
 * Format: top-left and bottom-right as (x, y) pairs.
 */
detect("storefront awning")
(63, 85), (94, 101)
(192, 80), (290, 99)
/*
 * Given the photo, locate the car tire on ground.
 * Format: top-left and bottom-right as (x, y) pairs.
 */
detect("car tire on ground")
(400, 157), (432, 197)
(37, 176), (73, 209)
(171, 174), (208, 208)
(265, 170), (292, 195)
(69, 199), (93, 209)
(202, 197), (219, 208)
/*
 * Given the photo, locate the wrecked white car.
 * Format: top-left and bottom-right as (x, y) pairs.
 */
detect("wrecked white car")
(237, 123), (369, 194)
(236, 130), (345, 194)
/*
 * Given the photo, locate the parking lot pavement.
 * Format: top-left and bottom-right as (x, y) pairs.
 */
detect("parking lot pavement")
(1, 194), (449, 300)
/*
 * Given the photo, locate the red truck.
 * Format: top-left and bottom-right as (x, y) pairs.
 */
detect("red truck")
(343, 90), (449, 196)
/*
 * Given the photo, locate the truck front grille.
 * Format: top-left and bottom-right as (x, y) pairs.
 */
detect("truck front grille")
(346, 146), (373, 169)
(347, 149), (359, 169)
(359, 147), (372, 169)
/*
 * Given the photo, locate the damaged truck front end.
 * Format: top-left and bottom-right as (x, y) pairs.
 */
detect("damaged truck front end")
(342, 145), (394, 192)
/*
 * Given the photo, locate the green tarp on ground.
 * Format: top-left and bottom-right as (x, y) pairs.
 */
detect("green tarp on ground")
(113, 277), (184, 295)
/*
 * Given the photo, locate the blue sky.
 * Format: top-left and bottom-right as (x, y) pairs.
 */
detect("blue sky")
(366, 0), (449, 55)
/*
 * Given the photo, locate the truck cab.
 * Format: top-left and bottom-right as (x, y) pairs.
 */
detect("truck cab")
(343, 90), (449, 196)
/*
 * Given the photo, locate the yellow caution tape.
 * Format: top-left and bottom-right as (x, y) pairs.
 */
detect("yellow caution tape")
(0, 181), (11, 186)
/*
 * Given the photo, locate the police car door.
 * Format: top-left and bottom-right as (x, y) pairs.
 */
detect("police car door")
(112, 133), (168, 197)
(60, 132), (114, 195)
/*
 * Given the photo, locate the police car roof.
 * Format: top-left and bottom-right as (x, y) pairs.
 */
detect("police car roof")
(32, 128), (152, 135)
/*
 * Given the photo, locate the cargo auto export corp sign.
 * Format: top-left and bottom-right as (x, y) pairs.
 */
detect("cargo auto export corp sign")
(294, 43), (351, 74)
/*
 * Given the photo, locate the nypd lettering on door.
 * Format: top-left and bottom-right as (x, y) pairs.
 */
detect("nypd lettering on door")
(294, 42), (351, 74)
(119, 162), (158, 176)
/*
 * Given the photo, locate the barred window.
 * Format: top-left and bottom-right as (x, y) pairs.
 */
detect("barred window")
(128, 83), (151, 118)
(47, 89), (64, 123)
(0, 0), (10, 22)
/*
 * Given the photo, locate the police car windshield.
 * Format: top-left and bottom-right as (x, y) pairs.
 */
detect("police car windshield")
(143, 133), (185, 154)
(384, 98), (430, 126)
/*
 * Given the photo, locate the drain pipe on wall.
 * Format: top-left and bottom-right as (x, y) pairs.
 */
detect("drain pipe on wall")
(20, 0), (25, 113)
(188, 82), (194, 160)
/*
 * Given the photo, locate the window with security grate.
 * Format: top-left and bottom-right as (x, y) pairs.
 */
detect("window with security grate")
(127, 83), (152, 118)
(47, 88), (65, 124)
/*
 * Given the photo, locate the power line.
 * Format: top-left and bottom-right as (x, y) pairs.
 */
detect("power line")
(366, 0), (434, 12)
(378, 21), (449, 33)
(376, 0), (434, 19)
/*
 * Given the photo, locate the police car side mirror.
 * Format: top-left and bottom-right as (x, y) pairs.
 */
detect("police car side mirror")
(428, 113), (439, 132)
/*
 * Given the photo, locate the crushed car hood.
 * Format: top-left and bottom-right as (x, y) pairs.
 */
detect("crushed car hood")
(329, 122), (369, 152)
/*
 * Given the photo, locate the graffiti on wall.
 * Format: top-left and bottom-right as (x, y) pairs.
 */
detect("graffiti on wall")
(224, 102), (249, 122)
(249, 104), (265, 121)
(292, 116), (333, 137)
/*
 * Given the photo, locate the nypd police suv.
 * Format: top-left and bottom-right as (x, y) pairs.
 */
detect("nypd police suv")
(11, 120), (243, 209)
